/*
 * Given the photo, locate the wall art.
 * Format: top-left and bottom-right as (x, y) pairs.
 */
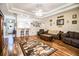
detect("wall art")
(72, 20), (77, 24)
(31, 21), (41, 27)
(72, 14), (77, 19)
(57, 19), (64, 25)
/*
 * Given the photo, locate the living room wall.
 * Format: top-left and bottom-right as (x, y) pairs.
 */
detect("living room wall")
(42, 7), (79, 33)
(0, 4), (43, 37)
(16, 14), (42, 37)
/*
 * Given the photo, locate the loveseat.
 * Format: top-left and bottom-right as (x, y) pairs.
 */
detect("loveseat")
(61, 31), (79, 48)
(37, 29), (53, 41)
(37, 29), (59, 41)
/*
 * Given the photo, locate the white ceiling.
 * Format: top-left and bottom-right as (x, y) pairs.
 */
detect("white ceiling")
(0, 3), (79, 18)
(11, 3), (67, 13)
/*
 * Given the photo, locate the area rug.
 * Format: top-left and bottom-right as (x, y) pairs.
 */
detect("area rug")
(20, 39), (57, 56)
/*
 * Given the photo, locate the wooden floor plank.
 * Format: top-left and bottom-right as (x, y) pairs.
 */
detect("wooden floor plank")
(31, 36), (79, 56)
(16, 36), (79, 56)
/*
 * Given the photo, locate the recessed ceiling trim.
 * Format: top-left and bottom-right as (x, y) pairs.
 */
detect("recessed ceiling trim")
(43, 3), (74, 14)
(6, 3), (79, 19)
(11, 7), (33, 15)
(42, 3), (79, 18)
(6, 3), (34, 16)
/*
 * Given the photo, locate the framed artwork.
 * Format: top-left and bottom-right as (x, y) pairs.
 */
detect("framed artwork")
(57, 19), (64, 25)
(57, 15), (64, 18)
(31, 21), (41, 27)
(49, 19), (52, 26)
(50, 19), (52, 22)
(72, 20), (77, 24)
(72, 14), (77, 19)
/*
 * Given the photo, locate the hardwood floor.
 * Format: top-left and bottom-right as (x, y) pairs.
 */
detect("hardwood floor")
(16, 36), (79, 56)
(28, 36), (79, 56)
(51, 40), (79, 56)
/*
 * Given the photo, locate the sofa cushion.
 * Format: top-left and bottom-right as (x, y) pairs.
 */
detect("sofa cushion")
(68, 31), (74, 38)
(71, 39), (79, 48)
(63, 37), (72, 44)
(71, 39), (79, 44)
(48, 30), (59, 34)
(66, 32), (70, 37)
(48, 30), (53, 34)
(64, 37), (72, 40)
(74, 32), (79, 39)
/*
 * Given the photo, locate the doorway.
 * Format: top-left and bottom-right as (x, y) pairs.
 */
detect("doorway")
(0, 10), (4, 55)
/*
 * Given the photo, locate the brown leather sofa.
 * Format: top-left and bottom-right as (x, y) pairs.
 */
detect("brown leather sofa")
(37, 29), (59, 41)
(37, 29), (53, 41)
(37, 29), (47, 36)
(61, 31), (79, 48)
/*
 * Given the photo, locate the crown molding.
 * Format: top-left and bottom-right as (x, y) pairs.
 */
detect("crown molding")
(6, 3), (79, 19)
(44, 4), (74, 14)
(6, 3), (33, 15)
(42, 3), (79, 18)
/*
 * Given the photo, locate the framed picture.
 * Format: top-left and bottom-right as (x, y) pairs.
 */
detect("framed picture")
(50, 19), (52, 22)
(31, 21), (41, 27)
(49, 19), (52, 26)
(72, 14), (77, 19)
(57, 19), (64, 25)
(72, 20), (77, 24)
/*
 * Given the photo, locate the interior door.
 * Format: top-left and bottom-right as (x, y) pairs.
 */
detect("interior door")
(0, 15), (3, 55)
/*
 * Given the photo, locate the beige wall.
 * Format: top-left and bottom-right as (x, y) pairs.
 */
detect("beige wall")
(16, 14), (43, 37)
(42, 8), (79, 33)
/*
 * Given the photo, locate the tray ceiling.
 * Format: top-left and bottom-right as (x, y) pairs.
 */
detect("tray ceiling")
(1, 3), (78, 18)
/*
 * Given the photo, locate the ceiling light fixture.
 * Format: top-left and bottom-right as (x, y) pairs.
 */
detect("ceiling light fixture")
(35, 9), (43, 17)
